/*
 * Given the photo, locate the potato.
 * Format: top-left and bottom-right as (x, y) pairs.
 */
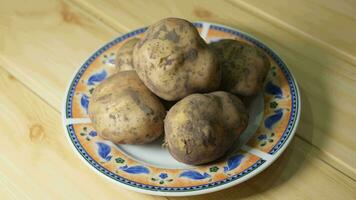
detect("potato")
(209, 91), (249, 144)
(164, 92), (248, 165)
(114, 38), (176, 111)
(89, 71), (166, 144)
(115, 38), (140, 72)
(209, 39), (270, 96)
(133, 18), (221, 101)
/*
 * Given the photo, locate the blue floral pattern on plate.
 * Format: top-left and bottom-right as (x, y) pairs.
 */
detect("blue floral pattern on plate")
(265, 81), (283, 99)
(63, 22), (300, 195)
(119, 165), (150, 174)
(179, 171), (211, 180)
(87, 70), (107, 86)
(96, 142), (112, 162)
(224, 154), (244, 173)
(264, 108), (284, 130)
(80, 94), (89, 113)
(151, 173), (173, 184)
(159, 173), (168, 179)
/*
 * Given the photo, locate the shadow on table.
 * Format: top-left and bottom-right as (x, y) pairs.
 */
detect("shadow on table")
(160, 13), (334, 199)
(169, 83), (327, 200)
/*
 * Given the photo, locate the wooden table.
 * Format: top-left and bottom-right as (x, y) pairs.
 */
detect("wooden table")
(0, 0), (355, 199)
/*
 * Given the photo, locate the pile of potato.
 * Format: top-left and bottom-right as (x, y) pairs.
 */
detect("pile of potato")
(89, 18), (270, 165)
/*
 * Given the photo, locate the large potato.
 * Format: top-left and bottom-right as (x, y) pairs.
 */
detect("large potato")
(210, 91), (248, 144)
(210, 39), (270, 96)
(115, 38), (140, 72)
(133, 18), (221, 101)
(164, 92), (248, 165)
(89, 71), (166, 144)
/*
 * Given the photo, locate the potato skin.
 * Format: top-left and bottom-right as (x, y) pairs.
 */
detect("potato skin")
(89, 71), (166, 144)
(210, 39), (270, 96)
(164, 92), (248, 165)
(133, 18), (221, 101)
(115, 38), (140, 72)
(209, 91), (248, 145)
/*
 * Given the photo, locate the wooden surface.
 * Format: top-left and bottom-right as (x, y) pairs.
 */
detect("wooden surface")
(0, 0), (355, 199)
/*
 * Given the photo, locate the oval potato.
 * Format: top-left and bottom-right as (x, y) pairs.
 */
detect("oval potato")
(115, 38), (140, 72)
(89, 71), (166, 144)
(210, 39), (270, 96)
(133, 18), (221, 101)
(164, 91), (248, 165)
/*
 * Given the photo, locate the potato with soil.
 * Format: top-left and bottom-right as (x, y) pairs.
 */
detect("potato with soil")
(115, 38), (140, 72)
(209, 91), (249, 142)
(210, 39), (270, 96)
(89, 71), (166, 144)
(133, 18), (221, 101)
(164, 92), (248, 165)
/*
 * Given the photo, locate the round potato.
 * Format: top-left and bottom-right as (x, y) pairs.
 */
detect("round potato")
(209, 91), (248, 145)
(133, 18), (221, 101)
(164, 92), (248, 165)
(89, 71), (166, 144)
(210, 39), (270, 96)
(115, 38), (140, 72)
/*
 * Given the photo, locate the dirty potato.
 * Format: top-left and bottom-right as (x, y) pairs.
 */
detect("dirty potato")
(89, 71), (166, 144)
(164, 92), (248, 165)
(133, 18), (221, 101)
(210, 91), (249, 145)
(115, 38), (140, 72)
(210, 39), (270, 96)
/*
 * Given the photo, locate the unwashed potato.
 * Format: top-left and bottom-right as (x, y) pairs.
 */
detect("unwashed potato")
(133, 18), (221, 101)
(114, 38), (176, 111)
(164, 92), (248, 165)
(89, 71), (166, 144)
(210, 39), (270, 96)
(210, 91), (249, 143)
(115, 38), (140, 72)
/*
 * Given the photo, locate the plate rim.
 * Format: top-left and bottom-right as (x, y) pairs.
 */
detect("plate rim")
(61, 21), (301, 196)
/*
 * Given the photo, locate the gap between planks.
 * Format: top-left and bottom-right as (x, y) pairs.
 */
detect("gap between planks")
(2, 0), (355, 183)
(71, 0), (356, 67)
(0, 63), (355, 200)
(229, 0), (356, 67)
(65, 117), (356, 182)
(68, 0), (356, 180)
(69, 0), (132, 33)
(296, 135), (356, 182)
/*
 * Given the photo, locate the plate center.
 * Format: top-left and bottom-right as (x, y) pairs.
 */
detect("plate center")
(116, 93), (264, 169)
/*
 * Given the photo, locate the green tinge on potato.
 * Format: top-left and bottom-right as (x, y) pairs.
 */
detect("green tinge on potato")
(164, 92), (248, 165)
(89, 71), (166, 144)
(210, 39), (270, 96)
(133, 18), (221, 101)
(115, 38), (140, 73)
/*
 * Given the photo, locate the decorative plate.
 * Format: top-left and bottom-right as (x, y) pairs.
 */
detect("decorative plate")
(62, 22), (300, 196)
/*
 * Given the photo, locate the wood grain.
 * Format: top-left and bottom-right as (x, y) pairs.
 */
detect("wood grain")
(0, 0), (355, 199)
(0, 0), (119, 109)
(71, 0), (356, 179)
(0, 67), (165, 200)
(172, 138), (356, 200)
(0, 65), (355, 199)
(236, 0), (356, 64)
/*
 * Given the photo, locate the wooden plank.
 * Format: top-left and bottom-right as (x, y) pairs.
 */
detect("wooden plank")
(0, 0), (355, 198)
(71, 0), (356, 179)
(0, 0), (120, 109)
(172, 138), (356, 200)
(0, 67), (166, 200)
(236, 0), (356, 64)
(0, 66), (355, 199)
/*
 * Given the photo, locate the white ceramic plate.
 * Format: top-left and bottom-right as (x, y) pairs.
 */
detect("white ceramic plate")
(62, 22), (300, 196)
